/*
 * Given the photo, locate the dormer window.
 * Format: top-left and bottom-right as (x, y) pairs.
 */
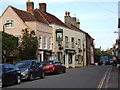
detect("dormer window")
(5, 20), (14, 28)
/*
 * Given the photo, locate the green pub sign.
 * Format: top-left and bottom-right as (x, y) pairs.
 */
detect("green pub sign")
(56, 29), (63, 41)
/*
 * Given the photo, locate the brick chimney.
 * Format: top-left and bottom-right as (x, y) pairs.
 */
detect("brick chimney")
(26, 0), (34, 14)
(64, 11), (72, 26)
(39, 3), (46, 13)
(64, 11), (80, 29)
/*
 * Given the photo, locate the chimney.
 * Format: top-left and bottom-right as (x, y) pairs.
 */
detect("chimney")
(76, 19), (80, 29)
(71, 17), (76, 27)
(39, 3), (46, 13)
(26, 0), (34, 14)
(64, 11), (71, 26)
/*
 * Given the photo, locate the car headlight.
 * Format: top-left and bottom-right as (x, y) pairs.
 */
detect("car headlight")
(21, 69), (29, 75)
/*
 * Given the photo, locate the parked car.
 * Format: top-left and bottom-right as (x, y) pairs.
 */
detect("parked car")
(15, 60), (45, 81)
(0, 64), (21, 86)
(42, 60), (66, 74)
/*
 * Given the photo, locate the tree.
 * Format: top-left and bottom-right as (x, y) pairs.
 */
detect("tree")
(1, 31), (19, 57)
(19, 28), (38, 60)
(94, 48), (113, 63)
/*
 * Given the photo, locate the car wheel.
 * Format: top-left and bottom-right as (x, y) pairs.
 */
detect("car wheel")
(29, 73), (34, 80)
(63, 69), (66, 73)
(40, 72), (45, 79)
(15, 75), (21, 84)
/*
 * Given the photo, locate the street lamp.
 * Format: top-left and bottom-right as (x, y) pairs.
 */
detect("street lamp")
(2, 22), (12, 63)
(3, 22), (12, 32)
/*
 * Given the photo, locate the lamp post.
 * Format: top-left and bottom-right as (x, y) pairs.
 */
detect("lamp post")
(3, 22), (12, 32)
(2, 22), (12, 63)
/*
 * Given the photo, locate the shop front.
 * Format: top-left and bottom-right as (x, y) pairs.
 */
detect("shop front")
(65, 49), (76, 68)
(37, 49), (52, 62)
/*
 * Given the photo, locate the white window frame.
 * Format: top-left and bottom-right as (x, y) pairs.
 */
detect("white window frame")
(65, 36), (68, 48)
(39, 35), (42, 49)
(78, 39), (81, 49)
(49, 37), (52, 50)
(44, 36), (47, 49)
(71, 37), (74, 48)
(5, 19), (15, 28)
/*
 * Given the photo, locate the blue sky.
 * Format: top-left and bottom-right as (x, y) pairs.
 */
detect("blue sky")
(0, 0), (119, 50)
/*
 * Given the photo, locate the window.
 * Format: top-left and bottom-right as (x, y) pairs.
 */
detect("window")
(49, 37), (52, 50)
(65, 36), (68, 48)
(39, 35), (42, 49)
(71, 37), (74, 48)
(78, 39), (81, 49)
(44, 36), (47, 49)
(5, 20), (14, 28)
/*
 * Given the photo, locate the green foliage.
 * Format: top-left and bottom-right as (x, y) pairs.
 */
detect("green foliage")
(94, 48), (113, 62)
(19, 28), (38, 60)
(1, 31), (18, 57)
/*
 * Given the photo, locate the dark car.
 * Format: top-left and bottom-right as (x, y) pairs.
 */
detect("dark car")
(15, 60), (45, 81)
(42, 60), (66, 74)
(0, 64), (21, 86)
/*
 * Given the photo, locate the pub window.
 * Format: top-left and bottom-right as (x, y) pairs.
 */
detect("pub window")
(71, 37), (74, 48)
(44, 36), (47, 49)
(5, 20), (14, 28)
(49, 37), (52, 50)
(78, 39), (81, 49)
(39, 35), (42, 49)
(65, 36), (68, 48)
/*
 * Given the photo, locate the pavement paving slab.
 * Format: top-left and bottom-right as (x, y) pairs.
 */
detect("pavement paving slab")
(104, 66), (120, 88)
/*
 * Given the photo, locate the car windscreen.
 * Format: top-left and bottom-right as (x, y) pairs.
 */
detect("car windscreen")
(16, 61), (31, 68)
(42, 61), (53, 65)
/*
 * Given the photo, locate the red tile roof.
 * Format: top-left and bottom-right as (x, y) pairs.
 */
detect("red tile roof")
(10, 6), (93, 38)
(11, 6), (36, 22)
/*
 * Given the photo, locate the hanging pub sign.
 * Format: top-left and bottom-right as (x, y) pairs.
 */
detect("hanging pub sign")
(56, 29), (63, 41)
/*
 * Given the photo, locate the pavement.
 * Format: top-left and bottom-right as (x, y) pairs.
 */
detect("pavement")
(103, 65), (120, 88)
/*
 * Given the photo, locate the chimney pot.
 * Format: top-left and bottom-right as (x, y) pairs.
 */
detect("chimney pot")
(39, 3), (46, 13)
(68, 12), (70, 16)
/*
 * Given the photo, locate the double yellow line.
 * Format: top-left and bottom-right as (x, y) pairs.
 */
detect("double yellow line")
(97, 67), (112, 90)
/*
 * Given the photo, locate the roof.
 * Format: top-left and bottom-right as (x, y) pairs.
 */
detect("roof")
(11, 6), (36, 22)
(34, 9), (68, 27)
(9, 6), (93, 39)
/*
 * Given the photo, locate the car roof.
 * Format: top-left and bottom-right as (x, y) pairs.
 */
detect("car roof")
(0, 63), (13, 65)
(42, 60), (60, 62)
(16, 60), (40, 63)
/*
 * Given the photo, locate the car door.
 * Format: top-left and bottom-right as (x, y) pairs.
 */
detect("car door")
(7, 64), (18, 83)
(3, 64), (11, 84)
(36, 61), (42, 77)
(54, 60), (61, 73)
(31, 61), (38, 77)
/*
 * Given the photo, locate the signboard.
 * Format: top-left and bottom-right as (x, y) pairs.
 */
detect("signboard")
(56, 29), (63, 41)
(65, 49), (76, 54)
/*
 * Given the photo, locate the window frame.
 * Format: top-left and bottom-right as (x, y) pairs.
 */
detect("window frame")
(39, 35), (42, 49)
(71, 37), (74, 48)
(5, 19), (15, 28)
(65, 36), (68, 48)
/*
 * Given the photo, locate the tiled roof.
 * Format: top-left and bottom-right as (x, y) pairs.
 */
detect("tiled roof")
(34, 9), (85, 32)
(11, 6), (36, 22)
(10, 6), (92, 37)
(34, 9), (68, 28)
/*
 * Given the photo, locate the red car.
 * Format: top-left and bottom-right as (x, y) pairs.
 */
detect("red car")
(42, 60), (66, 74)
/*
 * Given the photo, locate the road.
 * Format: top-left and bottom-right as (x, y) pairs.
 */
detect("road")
(3, 65), (111, 88)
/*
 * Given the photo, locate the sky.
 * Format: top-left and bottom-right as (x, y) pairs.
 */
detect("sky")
(0, 0), (119, 50)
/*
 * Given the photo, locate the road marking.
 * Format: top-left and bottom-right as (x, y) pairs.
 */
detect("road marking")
(97, 67), (111, 90)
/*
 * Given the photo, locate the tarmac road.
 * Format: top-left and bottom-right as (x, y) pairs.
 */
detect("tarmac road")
(3, 65), (112, 89)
